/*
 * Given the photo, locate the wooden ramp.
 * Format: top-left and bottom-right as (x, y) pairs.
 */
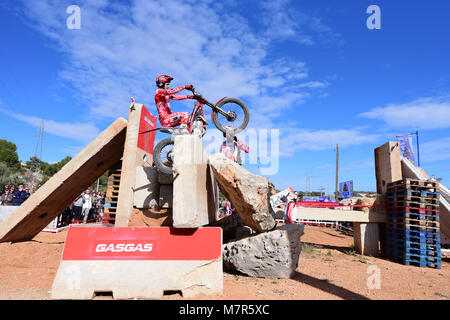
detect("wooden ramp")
(0, 118), (128, 243)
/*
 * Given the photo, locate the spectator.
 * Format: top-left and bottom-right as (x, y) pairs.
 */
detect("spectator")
(2, 185), (9, 195)
(1, 189), (13, 206)
(12, 184), (28, 206)
(73, 193), (85, 222)
(82, 189), (92, 223)
(224, 201), (234, 217)
(283, 196), (297, 224)
(25, 187), (31, 198)
(220, 126), (249, 165)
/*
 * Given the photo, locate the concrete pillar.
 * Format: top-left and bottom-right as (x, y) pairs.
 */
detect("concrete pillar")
(115, 104), (156, 227)
(375, 142), (402, 194)
(133, 166), (159, 209)
(373, 141), (402, 257)
(172, 135), (216, 228)
(353, 222), (380, 256)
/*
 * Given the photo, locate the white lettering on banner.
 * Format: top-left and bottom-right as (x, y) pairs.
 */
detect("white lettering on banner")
(95, 243), (153, 253)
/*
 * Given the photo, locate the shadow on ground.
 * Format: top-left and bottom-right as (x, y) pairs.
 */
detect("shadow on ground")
(292, 271), (370, 300)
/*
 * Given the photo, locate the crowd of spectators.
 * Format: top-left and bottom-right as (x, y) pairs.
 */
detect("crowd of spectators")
(0, 184), (34, 206)
(59, 189), (106, 226)
(1, 184), (106, 226)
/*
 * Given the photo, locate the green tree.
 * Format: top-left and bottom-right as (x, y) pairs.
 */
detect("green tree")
(0, 139), (21, 172)
(25, 156), (73, 187)
(89, 171), (109, 192)
(0, 162), (24, 187)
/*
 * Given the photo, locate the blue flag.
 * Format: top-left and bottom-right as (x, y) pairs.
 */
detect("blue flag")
(396, 134), (415, 164)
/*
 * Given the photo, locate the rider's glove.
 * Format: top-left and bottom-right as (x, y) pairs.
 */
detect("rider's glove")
(185, 84), (194, 92)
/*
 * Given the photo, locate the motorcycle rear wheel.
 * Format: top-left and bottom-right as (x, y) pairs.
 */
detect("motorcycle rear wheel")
(153, 137), (175, 175)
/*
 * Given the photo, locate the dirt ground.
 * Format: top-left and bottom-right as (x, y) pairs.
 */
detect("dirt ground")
(0, 224), (448, 300)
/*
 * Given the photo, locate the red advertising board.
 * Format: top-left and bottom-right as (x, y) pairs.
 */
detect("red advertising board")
(137, 105), (156, 155)
(62, 226), (222, 261)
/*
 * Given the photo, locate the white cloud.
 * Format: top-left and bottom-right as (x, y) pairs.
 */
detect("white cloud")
(279, 127), (380, 157)
(420, 137), (450, 162)
(18, 0), (335, 126)
(0, 108), (100, 143)
(359, 97), (450, 130)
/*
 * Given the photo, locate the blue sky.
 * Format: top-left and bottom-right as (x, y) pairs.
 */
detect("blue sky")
(0, 0), (450, 193)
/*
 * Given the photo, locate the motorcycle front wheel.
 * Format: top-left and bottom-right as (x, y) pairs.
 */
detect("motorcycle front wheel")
(212, 97), (249, 134)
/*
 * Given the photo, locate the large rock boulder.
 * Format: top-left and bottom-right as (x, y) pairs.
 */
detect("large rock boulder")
(208, 153), (276, 233)
(222, 224), (304, 278)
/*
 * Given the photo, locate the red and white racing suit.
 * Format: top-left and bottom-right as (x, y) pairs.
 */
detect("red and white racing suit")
(220, 139), (250, 163)
(154, 86), (192, 127)
(284, 200), (297, 224)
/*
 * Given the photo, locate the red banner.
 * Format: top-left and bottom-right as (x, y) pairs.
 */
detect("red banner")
(137, 105), (156, 155)
(62, 227), (222, 261)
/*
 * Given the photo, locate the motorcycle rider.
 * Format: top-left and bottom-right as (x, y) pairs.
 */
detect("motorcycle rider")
(154, 75), (195, 130)
(220, 126), (249, 165)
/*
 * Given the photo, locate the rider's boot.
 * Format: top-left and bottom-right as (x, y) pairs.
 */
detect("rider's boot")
(179, 124), (189, 135)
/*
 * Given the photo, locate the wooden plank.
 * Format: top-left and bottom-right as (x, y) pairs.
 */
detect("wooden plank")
(0, 118), (127, 242)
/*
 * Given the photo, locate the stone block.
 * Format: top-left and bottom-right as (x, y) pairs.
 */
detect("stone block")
(133, 166), (159, 209)
(172, 135), (216, 228)
(222, 224), (304, 278)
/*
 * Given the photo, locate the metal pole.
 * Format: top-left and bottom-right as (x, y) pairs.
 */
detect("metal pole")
(96, 178), (99, 192)
(335, 144), (339, 200)
(416, 131), (420, 167)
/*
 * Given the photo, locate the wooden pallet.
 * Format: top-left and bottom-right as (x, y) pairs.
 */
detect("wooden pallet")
(388, 245), (441, 258)
(389, 217), (440, 228)
(386, 238), (441, 251)
(386, 228), (440, 241)
(391, 206), (440, 215)
(387, 221), (440, 233)
(386, 194), (440, 205)
(388, 200), (439, 210)
(387, 178), (439, 190)
(390, 212), (440, 222)
(388, 255), (441, 269)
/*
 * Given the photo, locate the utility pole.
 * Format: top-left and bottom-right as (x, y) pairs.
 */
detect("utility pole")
(306, 170), (310, 195)
(31, 120), (44, 172)
(335, 144), (339, 200)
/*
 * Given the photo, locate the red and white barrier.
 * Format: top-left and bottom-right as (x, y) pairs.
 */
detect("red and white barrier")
(51, 226), (223, 299)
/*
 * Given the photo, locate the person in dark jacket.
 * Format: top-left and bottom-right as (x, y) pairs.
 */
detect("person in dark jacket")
(12, 185), (28, 206)
(72, 193), (85, 222)
(0, 189), (13, 206)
